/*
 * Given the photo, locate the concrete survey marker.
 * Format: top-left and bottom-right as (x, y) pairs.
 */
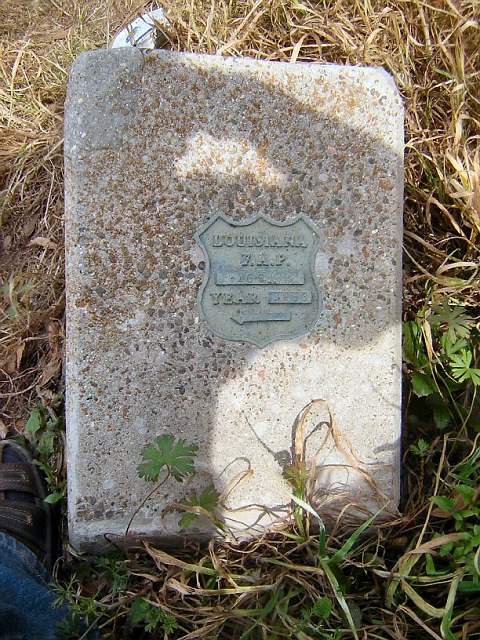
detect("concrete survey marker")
(65, 48), (404, 551)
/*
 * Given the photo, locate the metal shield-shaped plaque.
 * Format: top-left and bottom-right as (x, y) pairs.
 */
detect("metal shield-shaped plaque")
(196, 214), (321, 347)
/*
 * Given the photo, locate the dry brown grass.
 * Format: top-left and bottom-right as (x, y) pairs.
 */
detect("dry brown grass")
(1, 1), (479, 638)
(0, 0), (137, 428)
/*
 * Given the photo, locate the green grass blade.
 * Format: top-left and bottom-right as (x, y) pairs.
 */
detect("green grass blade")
(329, 511), (379, 566)
(386, 554), (421, 607)
(290, 494), (327, 554)
(320, 558), (359, 640)
(440, 572), (462, 640)
(401, 580), (445, 618)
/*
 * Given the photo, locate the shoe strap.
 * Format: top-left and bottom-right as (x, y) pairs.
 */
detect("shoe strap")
(0, 463), (37, 495)
(0, 502), (47, 555)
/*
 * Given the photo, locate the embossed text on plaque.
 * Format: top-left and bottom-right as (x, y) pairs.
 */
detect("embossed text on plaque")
(196, 214), (321, 347)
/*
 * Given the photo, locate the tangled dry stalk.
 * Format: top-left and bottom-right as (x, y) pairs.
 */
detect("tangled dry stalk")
(1, 1), (479, 638)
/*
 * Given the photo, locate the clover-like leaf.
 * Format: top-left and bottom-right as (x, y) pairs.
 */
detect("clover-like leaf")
(178, 485), (220, 530)
(138, 434), (198, 483)
(449, 350), (480, 385)
(430, 303), (474, 342)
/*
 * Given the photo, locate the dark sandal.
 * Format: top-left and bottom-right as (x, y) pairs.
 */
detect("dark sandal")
(0, 440), (54, 570)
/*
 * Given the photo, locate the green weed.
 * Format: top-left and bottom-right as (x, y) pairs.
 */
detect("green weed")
(130, 597), (178, 634)
(388, 443), (480, 639)
(404, 302), (479, 431)
(17, 399), (65, 503)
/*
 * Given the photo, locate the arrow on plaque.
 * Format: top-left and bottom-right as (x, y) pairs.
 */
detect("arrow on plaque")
(231, 312), (291, 325)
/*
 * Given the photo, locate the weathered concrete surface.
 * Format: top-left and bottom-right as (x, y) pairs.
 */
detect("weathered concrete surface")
(65, 49), (404, 551)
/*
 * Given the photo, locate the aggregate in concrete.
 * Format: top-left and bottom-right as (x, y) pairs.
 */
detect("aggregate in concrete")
(65, 48), (404, 551)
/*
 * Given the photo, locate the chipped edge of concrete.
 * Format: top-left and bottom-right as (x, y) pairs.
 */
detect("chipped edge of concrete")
(64, 47), (145, 157)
